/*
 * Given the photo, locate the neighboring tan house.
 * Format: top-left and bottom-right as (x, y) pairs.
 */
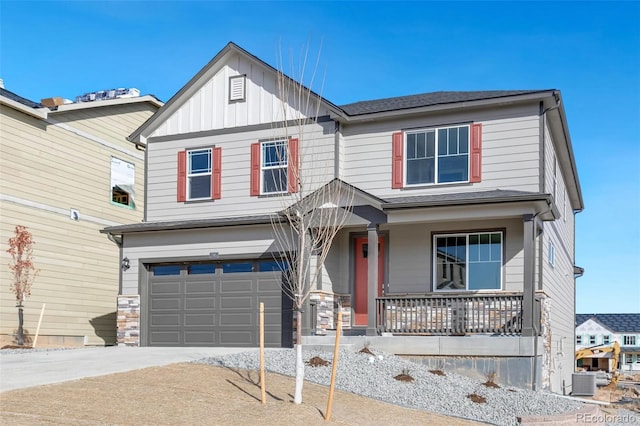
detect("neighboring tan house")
(576, 313), (640, 373)
(0, 85), (162, 347)
(102, 42), (583, 392)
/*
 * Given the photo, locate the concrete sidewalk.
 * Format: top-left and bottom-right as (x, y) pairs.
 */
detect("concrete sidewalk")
(0, 346), (256, 392)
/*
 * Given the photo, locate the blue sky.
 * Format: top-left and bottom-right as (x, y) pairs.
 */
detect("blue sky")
(1, 1), (639, 313)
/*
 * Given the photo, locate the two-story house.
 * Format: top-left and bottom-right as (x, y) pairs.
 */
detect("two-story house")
(576, 313), (640, 373)
(0, 85), (161, 347)
(102, 42), (583, 392)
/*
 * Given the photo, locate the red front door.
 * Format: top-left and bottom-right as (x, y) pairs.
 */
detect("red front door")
(354, 237), (385, 326)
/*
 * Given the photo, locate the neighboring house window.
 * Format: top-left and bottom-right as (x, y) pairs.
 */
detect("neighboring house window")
(549, 242), (555, 267)
(576, 335), (582, 345)
(250, 139), (299, 196)
(623, 335), (637, 346)
(434, 231), (502, 291)
(391, 123), (482, 189)
(110, 157), (135, 208)
(603, 335), (611, 345)
(589, 335), (596, 345)
(625, 354), (633, 365)
(176, 147), (222, 202)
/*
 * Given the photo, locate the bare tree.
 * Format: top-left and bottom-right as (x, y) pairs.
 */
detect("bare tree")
(269, 43), (354, 404)
(6, 225), (38, 346)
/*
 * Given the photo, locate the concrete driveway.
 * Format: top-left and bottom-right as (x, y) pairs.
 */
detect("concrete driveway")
(0, 346), (256, 393)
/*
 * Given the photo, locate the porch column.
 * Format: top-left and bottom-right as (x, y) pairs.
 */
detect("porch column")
(366, 225), (378, 336)
(522, 214), (536, 337)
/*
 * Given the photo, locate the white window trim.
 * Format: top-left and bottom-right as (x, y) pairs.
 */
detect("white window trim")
(187, 148), (212, 201)
(549, 241), (555, 267)
(404, 124), (471, 187)
(229, 75), (246, 102)
(623, 335), (637, 346)
(589, 335), (596, 345)
(432, 231), (503, 292)
(576, 335), (583, 345)
(260, 140), (288, 195)
(603, 335), (611, 345)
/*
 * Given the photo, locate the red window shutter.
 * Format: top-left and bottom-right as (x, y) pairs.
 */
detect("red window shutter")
(177, 150), (186, 202)
(470, 123), (482, 183)
(250, 142), (260, 196)
(212, 147), (222, 200)
(288, 138), (299, 193)
(391, 132), (404, 189)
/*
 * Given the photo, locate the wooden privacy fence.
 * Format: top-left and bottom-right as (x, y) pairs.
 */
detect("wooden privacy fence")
(376, 293), (526, 335)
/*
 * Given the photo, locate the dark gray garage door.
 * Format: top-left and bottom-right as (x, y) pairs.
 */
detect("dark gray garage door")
(147, 261), (291, 347)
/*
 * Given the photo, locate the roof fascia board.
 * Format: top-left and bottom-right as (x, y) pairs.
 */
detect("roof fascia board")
(332, 91), (557, 123)
(0, 95), (48, 119)
(49, 95), (163, 114)
(101, 215), (279, 235)
(544, 94), (584, 212)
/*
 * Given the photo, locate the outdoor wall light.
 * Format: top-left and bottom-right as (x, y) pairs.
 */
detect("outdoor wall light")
(121, 257), (130, 271)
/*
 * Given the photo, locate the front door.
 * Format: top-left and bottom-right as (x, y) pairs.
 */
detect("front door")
(353, 237), (385, 326)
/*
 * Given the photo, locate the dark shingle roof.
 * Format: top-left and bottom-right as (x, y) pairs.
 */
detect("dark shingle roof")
(576, 314), (640, 333)
(0, 87), (43, 109)
(382, 189), (551, 209)
(338, 90), (552, 116)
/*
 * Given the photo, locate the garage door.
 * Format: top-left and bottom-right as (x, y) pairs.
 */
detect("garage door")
(147, 260), (291, 347)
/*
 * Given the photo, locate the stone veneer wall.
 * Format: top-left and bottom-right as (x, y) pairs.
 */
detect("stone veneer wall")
(117, 295), (140, 347)
(309, 292), (334, 335)
(539, 294), (552, 390)
(335, 294), (352, 330)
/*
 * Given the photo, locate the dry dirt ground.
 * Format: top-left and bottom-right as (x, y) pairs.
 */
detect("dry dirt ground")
(0, 363), (483, 425)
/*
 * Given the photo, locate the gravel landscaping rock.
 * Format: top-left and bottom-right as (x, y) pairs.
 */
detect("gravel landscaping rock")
(195, 347), (586, 426)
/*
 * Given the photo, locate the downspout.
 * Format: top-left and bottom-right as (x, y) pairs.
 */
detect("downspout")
(530, 200), (553, 390)
(107, 233), (124, 295)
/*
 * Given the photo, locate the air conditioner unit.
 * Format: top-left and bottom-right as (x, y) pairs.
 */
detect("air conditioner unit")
(572, 372), (596, 396)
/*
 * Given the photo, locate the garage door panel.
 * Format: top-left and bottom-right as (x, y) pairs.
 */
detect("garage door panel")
(259, 296), (281, 308)
(257, 278), (282, 291)
(150, 331), (181, 345)
(219, 331), (254, 346)
(220, 296), (253, 309)
(185, 332), (217, 345)
(151, 298), (181, 310)
(185, 281), (216, 294)
(185, 297), (216, 310)
(151, 282), (181, 294)
(219, 312), (254, 326)
(185, 313), (215, 326)
(219, 279), (252, 293)
(150, 313), (180, 326)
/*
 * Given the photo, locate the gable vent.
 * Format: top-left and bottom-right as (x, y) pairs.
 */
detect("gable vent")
(229, 75), (246, 102)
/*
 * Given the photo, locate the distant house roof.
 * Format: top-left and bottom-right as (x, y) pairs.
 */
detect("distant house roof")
(339, 90), (551, 116)
(576, 314), (640, 333)
(0, 87), (43, 109)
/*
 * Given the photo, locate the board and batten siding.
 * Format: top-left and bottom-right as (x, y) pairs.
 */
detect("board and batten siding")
(145, 121), (336, 221)
(150, 54), (331, 137)
(342, 103), (541, 199)
(0, 101), (157, 346)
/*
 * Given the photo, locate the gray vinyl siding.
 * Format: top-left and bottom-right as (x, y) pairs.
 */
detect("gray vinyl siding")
(540, 119), (576, 392)
(145, 121), (335, 221)
(385, 219), (524, 294)
(342, 103), (541, 199)
(120, 225), (293, 295)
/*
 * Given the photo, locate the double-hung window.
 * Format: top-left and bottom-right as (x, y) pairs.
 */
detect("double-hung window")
(177, 147), (221, 202)
(187, 148), (212, 200)
(434, 231), (503, 291)
(623, 335), (637, 346)
(250, 138), (298, 196)
(406, 125), (469, 185)
(261, 140), (288, 194)
(603, 335), (611, 345)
